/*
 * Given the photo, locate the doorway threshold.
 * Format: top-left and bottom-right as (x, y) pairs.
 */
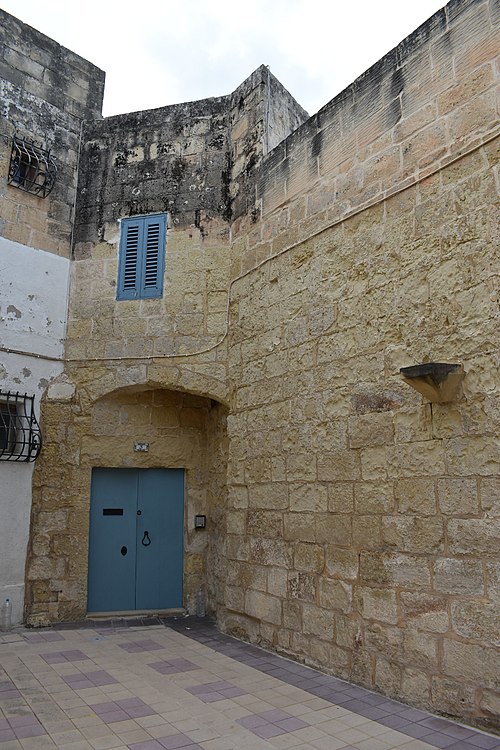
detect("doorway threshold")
(86, 608), (186, 620)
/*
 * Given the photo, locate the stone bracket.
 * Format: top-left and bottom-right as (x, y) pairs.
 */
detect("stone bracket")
(400, 362), (464, 403)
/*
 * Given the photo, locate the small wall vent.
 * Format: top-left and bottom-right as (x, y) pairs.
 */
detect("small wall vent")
(8, 136), (56, 198)
(0, 390), (42, 462)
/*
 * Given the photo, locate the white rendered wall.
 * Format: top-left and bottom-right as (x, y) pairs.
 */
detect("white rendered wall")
(0, 237), (69, 624)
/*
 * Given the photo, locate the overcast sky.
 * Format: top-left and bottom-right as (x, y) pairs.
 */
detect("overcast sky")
(3, 0), (446, 118)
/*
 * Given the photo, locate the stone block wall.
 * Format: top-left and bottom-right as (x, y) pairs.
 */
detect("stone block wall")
(70, 96), (233, 367)
(26, 61), (305, 622)
(69, 66), (307, 365)
(222, 0), (500, 729)
(0, 9), (104, 257)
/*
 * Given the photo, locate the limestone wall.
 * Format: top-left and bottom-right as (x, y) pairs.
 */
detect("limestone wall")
(0, 9), (104, 257)
(25, 63), (306, 621)
(222, 0), (500, 729)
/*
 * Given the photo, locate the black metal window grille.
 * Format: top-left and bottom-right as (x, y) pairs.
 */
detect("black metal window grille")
(8, 136), (56, 198)
(0, 391), (42, 462)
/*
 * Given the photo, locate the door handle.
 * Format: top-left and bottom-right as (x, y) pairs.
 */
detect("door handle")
(141, 531), (151, 546)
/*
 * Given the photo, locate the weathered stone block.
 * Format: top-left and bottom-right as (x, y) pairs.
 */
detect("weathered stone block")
(374, 656), (401, 698)
(302, 603), (334, 640)
(480, 477), (500, 516)
(355, 586), (398, 625)
(286, 453), (317, 481)
(387, 441), (445, 477)
(225, 585), (245, 611)
(365, 622), (403, 661)
(360, 446), (388, 481)
(451, 601), (500, 646)
(401, 669), (431, 708)
(325, 546), (359, 579)
(317, 450), (361, 481)
(354, 482), (395, 514)
(395, 477), (436, 515)
(289, 483), (328, 512)
(248, 483), (288, 509)
(246, 510), (282, 538)
(360, 552), (431, 587)
(437, 477), (479, 515)
(382, 517), (444, 553)
(403, 630), (439, 671)
(318, 578), (352, 613)
(348, 413), (394, 448)
(480, 690), (500, 719)
(283, 512), (315, 541)
(250, 537), (292, 567)
(433, 557), (484, 595)
(445, 437), (500, 477)
(283, 599), (302, 631)
(443, 640), (500, 689)
(327, 482), (354, 513)
(352, 516), (383, 550)
(393, 407), (432, 444)
(226, 510), (246, 535)
(400, 592), (449, 633)
(431, 675), (477, 717)
(245, 590), (282, 625)
(266, 567), (287, 598)
(315, 514), (351, 545)
(288, 571), (316, 602)
(293, 542), (324, 573)
(447, 518), (500, 556)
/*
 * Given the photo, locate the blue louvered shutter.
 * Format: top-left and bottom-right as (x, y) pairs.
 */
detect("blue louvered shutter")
(139, 216), (166, 298)
(117, 215), (166, 300)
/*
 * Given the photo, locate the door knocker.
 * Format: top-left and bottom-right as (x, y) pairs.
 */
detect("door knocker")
(141, 531), (151, 546)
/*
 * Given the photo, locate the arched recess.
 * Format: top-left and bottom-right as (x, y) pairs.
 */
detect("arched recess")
(25, 379), (229, 624)
(70, 362), (231, 412)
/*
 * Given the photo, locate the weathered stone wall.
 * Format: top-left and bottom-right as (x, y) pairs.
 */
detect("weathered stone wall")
(0, 8), (103, 624)
(26, 63), (306, 620)
(222, 0), (500, 729)
(0, 9), (104, 256)
(69, 96), (233, 370)
(69, 66), (307, 366)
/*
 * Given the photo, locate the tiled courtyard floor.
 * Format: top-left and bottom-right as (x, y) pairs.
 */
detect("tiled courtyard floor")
(1, 618), (499, 750)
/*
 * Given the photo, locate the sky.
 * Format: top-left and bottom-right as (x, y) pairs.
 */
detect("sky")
(3, 1), (446, 118)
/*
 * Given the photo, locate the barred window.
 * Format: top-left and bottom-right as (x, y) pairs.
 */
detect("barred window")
(8, 136), (56, 198)
(0, 391), (42, 462)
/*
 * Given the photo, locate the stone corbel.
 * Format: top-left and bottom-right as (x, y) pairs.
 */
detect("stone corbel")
(400, 362), (464, 403)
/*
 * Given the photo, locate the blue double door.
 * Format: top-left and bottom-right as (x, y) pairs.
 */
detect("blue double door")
(87, 468), (184, 613)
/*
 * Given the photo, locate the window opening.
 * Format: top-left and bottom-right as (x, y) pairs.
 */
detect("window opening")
(0, 391), (42, 462)
(117, 214), (167, 300)
(8, 136), (57, 198)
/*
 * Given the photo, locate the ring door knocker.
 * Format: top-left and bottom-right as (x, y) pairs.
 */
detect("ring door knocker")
(141, 531), (151, 547)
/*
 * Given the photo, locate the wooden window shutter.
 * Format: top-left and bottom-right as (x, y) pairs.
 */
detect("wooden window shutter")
(117, 214), (166, 300)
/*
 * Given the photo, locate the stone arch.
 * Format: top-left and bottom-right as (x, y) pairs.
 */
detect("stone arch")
(26, 372), (229, 623)
(68, 362), (230, 411)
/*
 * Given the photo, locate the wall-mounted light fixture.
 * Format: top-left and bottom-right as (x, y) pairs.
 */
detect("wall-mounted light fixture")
(400, 362), (464, 403)
(194, 514), (206, 529)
